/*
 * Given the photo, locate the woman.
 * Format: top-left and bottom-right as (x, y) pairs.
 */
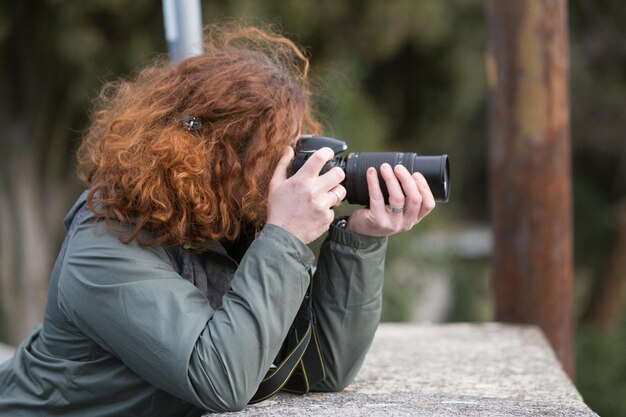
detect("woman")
(0, 24), (435, 416)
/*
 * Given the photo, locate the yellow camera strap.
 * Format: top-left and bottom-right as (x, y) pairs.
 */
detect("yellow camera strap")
(249, 283), (326, 404)
(281, 323), (326, 394)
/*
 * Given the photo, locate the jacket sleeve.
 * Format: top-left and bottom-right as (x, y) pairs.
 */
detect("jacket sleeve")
(311, 221), (388, 392)
(57, 221), (313, 413)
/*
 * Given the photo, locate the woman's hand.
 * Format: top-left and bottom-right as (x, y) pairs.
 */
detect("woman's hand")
(346, 163), (435, 237)
(267, 146), (346, 244)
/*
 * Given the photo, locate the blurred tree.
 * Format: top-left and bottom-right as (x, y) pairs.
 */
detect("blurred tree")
(486, 0), (574, 377)
(582, 203), (626, 332)
(569, 0), (626, 332)
(0, 0), (163, 344)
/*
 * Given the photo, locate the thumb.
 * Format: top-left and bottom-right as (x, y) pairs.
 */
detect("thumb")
(271, 146), (295, 185)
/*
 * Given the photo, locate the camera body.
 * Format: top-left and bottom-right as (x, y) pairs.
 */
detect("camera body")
(289, 135), (450, 205)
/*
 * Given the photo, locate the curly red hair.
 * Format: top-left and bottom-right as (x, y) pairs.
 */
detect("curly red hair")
(77, 23), (321, 247)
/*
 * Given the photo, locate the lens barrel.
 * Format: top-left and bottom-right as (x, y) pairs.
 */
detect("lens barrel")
(338, 152), (450, 205)
(288, 137), (451, 206)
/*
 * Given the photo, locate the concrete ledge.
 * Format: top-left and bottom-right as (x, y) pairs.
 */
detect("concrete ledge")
(212, 323), (597, 416)
(1, 324), (597, 416)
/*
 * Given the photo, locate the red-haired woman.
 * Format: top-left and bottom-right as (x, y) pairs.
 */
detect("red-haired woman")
(0, 25), (435, 416)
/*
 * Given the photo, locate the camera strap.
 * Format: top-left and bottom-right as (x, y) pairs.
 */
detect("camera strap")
(249, 282), (326, 404)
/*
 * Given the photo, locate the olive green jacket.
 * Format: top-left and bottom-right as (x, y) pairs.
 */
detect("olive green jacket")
(0, 196), (387, 416)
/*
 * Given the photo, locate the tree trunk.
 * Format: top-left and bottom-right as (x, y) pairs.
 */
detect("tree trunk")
(0, 154), (49, 343)
(0, 37), (76, 345)
(581, 201), (626, 331)
(486, 0), (574, 377)
(0, 133), (76, 344)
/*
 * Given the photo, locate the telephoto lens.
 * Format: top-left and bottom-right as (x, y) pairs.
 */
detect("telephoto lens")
(339, 152), (450, 205)
(289, 135), (450, 206)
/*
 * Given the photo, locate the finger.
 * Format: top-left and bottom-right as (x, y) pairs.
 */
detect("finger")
(324, 185), (347, 207)
(317, 166), (345, 192)
(395, 165), (421, 222)
(366, 167), (386, 216)
(296, 147), (335, 178)
(414, 173), (436, 221)
(380, 163), (405, 212)
(271, 146), (295, 185)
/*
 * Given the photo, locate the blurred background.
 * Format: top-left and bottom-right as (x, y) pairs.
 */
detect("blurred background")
(0, 0), (624, 415)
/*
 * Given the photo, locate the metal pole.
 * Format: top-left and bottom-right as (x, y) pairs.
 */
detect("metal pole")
(486, 0), (574, 377)
(162, 0), (203, 62)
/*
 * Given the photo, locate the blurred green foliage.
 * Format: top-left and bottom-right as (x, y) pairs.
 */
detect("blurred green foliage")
(1, 0), (625, 415)
(577, 321), (626, 417)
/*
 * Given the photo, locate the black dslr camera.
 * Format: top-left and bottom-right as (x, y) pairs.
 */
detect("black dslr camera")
(289, 135), (450, 205)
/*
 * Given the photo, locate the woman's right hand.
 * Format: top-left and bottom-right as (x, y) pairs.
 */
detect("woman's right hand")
(267, 146), (346, 244)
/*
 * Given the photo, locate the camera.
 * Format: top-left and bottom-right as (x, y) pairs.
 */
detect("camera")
(289, 135), (450, 205)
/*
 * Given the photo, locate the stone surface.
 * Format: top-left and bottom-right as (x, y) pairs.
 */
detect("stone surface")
(209, 323), (597, 416)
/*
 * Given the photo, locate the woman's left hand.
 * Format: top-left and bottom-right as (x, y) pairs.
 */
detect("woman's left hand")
(345, 163), (436, 237)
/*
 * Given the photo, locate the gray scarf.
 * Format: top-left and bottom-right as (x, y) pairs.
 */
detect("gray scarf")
(164, 244), (235, 309)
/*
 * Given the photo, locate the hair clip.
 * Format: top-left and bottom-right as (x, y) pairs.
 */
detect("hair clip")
(182, 116), (203, 132)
